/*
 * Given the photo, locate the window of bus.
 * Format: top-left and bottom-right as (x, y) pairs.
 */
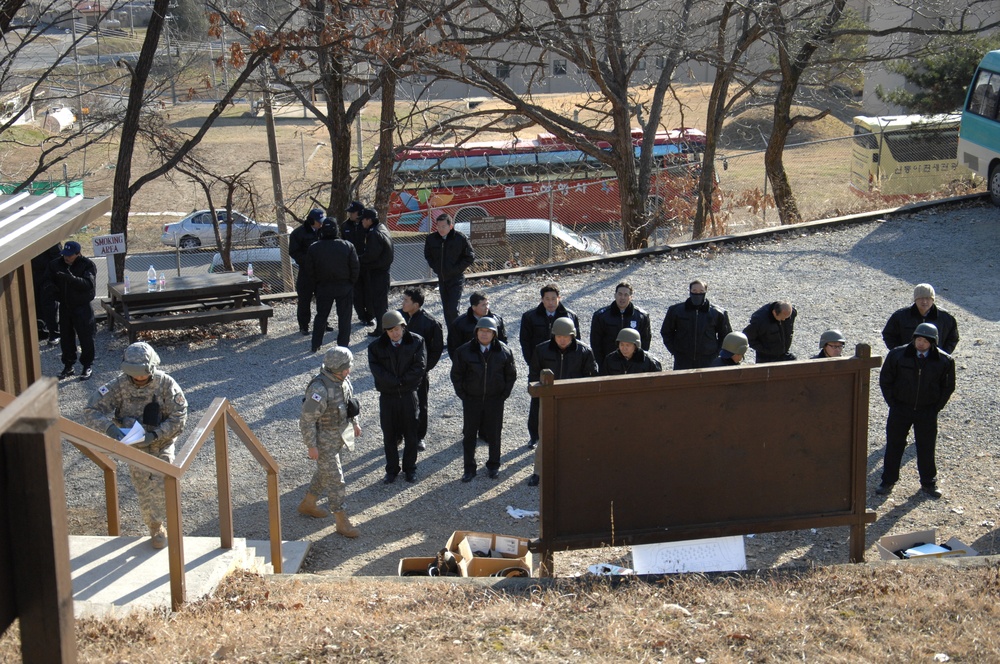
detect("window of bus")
(967, 69), (1000, 120)
(883, 128), (960, 162)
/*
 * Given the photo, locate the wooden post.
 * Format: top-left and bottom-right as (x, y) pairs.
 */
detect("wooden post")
(214, 415), (233, 550)
(267, 470), (282, 573)
(164, 475), (185, 611)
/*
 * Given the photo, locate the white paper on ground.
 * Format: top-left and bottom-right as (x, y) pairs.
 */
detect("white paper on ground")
(632, 536), (747, 574)
(506, 505), (540, 519)
(119, 421), (146, 445)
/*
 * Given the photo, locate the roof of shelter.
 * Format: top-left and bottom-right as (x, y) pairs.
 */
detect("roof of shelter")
(0, 192), (111, 278)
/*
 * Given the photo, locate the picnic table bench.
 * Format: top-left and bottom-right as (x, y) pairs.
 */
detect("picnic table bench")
(102, 273), (273, 342)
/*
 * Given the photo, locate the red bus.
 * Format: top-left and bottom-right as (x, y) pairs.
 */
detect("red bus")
(386, 128), (707, 232)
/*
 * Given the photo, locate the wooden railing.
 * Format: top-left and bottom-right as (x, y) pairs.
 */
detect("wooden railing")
(0, 391), (283, 612)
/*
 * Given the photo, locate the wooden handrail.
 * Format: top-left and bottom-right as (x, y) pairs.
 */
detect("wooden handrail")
(0, 391), (283, 611)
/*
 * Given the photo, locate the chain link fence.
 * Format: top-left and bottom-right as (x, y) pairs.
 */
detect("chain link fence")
(110, 127), (982, 296)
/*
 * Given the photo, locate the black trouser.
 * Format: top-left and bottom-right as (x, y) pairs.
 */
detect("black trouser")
(882, 406), (939, 486)
(527, 395), (540, 442)
(353, 271), (372, 323)
(35, 283), (58, 340)
(417, 374), (430, 440)
(295, 274), (315, 332)
(461, 397), (504, 473)
(439, 277), (464, 333)
(312, 285), (353, 350)
(365, 269), (390, 329)
(380, 392), (420, 476)
(59, 302), (95, 368)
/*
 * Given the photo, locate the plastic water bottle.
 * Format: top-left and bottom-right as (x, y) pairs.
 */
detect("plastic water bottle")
(158, 271), (166, 291)
(123, 275), (130, 294)
(147, 265), (157, 292)
(247, 262), (254, 281)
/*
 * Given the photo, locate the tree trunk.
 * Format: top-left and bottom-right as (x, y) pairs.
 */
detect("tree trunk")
(765, 99), (801, 226)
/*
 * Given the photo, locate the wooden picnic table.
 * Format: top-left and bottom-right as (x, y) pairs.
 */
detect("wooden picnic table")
(102, 272), (273, 342)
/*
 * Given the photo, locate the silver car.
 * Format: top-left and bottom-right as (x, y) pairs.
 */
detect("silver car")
(161, 209), (280, 249)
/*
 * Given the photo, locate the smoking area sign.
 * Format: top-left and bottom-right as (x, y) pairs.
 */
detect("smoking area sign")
(92, 233), (126, 256)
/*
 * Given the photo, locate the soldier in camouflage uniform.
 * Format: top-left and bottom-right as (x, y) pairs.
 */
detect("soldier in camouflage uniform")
(84, 342), (188, 549)
(298, 346), (363, 538)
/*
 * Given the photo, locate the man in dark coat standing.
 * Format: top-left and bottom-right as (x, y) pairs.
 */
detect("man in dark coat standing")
(876, 323), (955, 499)
(32, 243), (62, 345)
(289, 208), (325, 336)
(400, 287), (444, 450)
(447, 291), (508, 355)
(519, 283), (580, 448)
(424, 212), (475, 330)
(303, 221), (360, 352)
(46, 241), (98, 380)
(450, 317), (516, 482)
(882, 283), (959, 355)
(359, 208), (394, 337)
(660, 279), (732, 369)
(590, 282), (651, 372)
(526, 317), (598, 487)
(743, 300), (797, 363)
(368, 311), (426, 484)
(341, 201), (371, 326)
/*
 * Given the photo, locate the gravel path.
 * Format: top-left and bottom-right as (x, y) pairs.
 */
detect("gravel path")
(51, 199), (1000, 575)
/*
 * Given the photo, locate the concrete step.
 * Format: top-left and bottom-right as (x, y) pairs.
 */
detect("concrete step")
(69, 535), (310, 618)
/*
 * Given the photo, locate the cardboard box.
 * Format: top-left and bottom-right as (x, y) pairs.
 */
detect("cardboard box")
(460, 556), (531, 578)
(444, 531), (497, 560)
(398, 556), (438, 577)
(450, 532), (533, 577)
(876, 529), (978, 561)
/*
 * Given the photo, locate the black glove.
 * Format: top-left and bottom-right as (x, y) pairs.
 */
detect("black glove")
(142, 398), (161, 427)
(143, 431), (157, 445)
(54, 271), (69, 281)
(105, 424), (125, 441)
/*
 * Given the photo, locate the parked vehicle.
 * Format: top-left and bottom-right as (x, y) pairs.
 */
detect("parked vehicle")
(162, 209), (280, 249)
(958, 49), (1000, 205)
(454, 218), (605, 269)
(208, 248), (296, 290)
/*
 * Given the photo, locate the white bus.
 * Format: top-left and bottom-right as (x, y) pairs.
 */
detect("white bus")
(958, 50), (1000, 205)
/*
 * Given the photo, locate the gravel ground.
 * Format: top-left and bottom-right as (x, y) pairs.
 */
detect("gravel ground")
(49, 199), (1000, 576)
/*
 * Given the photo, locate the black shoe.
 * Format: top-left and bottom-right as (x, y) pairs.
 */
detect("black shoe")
(527, 473), (539, 487)
(311, 346), (320, 353)
(326, 325), (335, 332)
(404, 472), (416, 483)
(300, 328), (310, 336)
(58, 365), (75, 379)
(367, 330), (381, 337)
(383, 473), (398, 485)
(487, 468), (499, 479)
(417, 440), (426, 451)
(920, 484), (943, 499)
(79, 366), (93, 381)
(527, 439), (538, 450)
(48, 336), (60, 346)
(875, 482), (894, 495)
(460, 471), (476, 483)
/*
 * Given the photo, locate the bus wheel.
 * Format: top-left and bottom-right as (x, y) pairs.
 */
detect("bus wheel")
(990, 163), (1000, 207)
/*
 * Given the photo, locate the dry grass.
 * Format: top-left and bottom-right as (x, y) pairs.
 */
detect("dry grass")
(4, 564), (1000, 661)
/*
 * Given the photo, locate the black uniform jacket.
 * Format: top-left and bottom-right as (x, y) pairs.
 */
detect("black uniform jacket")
(450, 338), (517, 401)
(518, 303), (580, 363)
(368, 330), (427, 396)
(879, 343), (955, 412)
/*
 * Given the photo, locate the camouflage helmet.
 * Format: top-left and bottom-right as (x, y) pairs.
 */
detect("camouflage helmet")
(819, 329), (847, 349)
(913, 322), (939, 344)
(721, 332), (749, 356)
(616, 328), (641, 345)
(121, 342), (161, 377)
(474, 316), (498, 334)
(323, 346), (353, 372)
(551, 317), (576, 337)
(382, 310), (406, 330)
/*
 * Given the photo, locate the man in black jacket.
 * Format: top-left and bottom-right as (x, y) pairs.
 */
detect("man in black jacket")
(882, 283), (959, 354)
(519, 283), (580, 448)
(290, 208), (325, 336)
(660, 279), (732, 369)
(526, 317), (598, 486)
(590, 282), (651, 372)
(602, 328), (663, 375)
(45, 241), (98, 380)
(424, 213), (475, 329)
(450, 317), (516, 482)
(368, 311), (427, 484)
(32, 243), (62, 345)
(359, 209), (394, 337)
(400, 288), (444, 450)
(341, 201), (371, 326)
(303, 221), (360, 352)
(876, 323), (956, 499)
(743, 301), (796, 363)
(448, 291), (508, 355)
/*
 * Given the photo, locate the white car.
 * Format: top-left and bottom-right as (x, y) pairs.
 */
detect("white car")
(161, 209), (280, 249)
(454, 218), (605, 268)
